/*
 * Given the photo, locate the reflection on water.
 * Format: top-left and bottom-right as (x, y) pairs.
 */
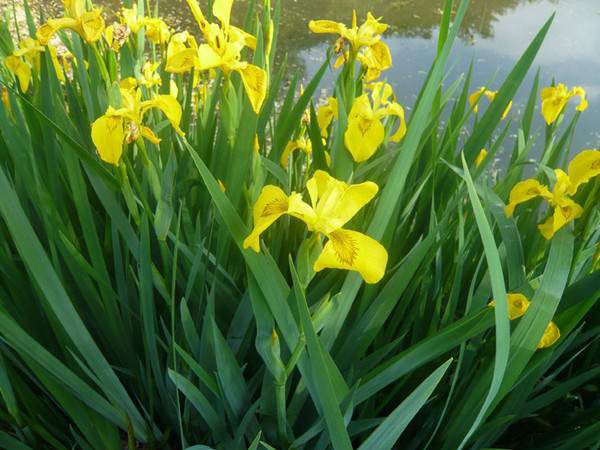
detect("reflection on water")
(18, 0), (600, 149)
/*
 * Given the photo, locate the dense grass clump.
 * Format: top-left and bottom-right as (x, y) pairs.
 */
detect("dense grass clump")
(0, 0), (598, 449)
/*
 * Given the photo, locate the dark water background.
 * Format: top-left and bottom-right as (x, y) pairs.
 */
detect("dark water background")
(16, 0), (600, 153)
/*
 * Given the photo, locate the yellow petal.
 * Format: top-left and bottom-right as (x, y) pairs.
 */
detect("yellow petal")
(537, 321), (560, 349)
(571, 86), (588, 112)
(541, 84), (569, 125)
(48, 45), (66, 82)
(468, 87), (486, 113)
(382, 102), (407, 143)
(308, 20), (345, 35)
(504, 179), (552, 217)
(80, 9), (105, 43)
(475, 148), (488, 168)
(317, 97), (338, 138)
(238, 64), (267, 114)
(230, 26), (257, 50)
(91, 112), (125, 165)
(140, 126), (161, 144)
(537, 197), (583, 240)
(488, 293), (530, 320)
(243, 185), (291, 252)
(306, 170), (379, 234)
(4, 55), (31, 92)
(144, 95), (184, 136)
(144, 18), (171, 45)
(63, 0), (86, 18)
(166, 48), (199, 73)
(344, 105), (385, 163)
(566, 149), (600, 195)
(212, 0), (233, 28)
(196, 44), (222, 71)
(185, 0), (211, 37)
(314, 229), (388, 284)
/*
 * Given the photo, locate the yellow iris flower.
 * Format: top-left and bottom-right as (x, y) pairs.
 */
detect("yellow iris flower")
(489, 293), (560, 349)
(469, 87), (512, 120)
(1, 87), (10, 112)
(4, 38), (63, 91)
(165, 0), (267, 113)
(144, 18), (171, 45)
(310, 11), (391, 80)
(541, 83), (587, 125)
(344, 82), (406, 162)
(243, 170), (388, 283)
(91, 87), (184, 165)
(505, 150), (599, 239)
(121, 5), (143, 33)
(36, 0), (105, 46)
(309, 10), (387, 53)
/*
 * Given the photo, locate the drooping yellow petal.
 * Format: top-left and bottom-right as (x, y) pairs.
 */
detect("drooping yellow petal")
(80, 9), (105, 42)
(306, 170), (379, 234)
(212, 0), (233, 29)
(344, 94), (384, 162)
(468, 87), (486, 113)
(382, 102), (407, 143)
(62, 0), (86, 19)
(280, 138), (312, 168)
(488, 293), (530, 320)
(237, 64), (267, 114)
(4, 55), (32, 92)
(505, 179), (553, 217)
(537, 321), (560, 349)
(317, 97), (338, 138)
(538, 197), (583, 240)
(358, 41), (392, 81)
(314, 229), (388, 284)
(541, 84), (570, 125)
(166, 48), (199, 73)
(566, 149), (600, 195)
(475, 148), (488, 168)
(243, 186), (292, 252)
(140, 126), (161, 144)
(143, 95), (184, 136)
(571, 86), (588, 112)
(91, 111), (125, 165)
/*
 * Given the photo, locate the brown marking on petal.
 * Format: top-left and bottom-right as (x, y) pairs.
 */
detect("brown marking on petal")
(261, 198), (288, 217)
(591, 159), (600, 169)
(330, 231), (358, 265)
(526, 187), (540, 196)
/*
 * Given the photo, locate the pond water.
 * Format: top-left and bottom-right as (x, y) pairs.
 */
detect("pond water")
(19, 0), (600, 151)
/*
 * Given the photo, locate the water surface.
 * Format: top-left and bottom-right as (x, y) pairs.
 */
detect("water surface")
(21, 0), (600, 150)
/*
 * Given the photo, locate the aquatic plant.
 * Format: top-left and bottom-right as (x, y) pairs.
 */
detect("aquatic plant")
(0, 0), (598, 449)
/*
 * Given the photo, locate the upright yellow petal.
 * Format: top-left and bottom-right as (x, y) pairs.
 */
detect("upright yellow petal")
(566, 149), (600, 195)
(243, 185), (291, 252)
(541, 84), (569, 125)
(505, 179), (552, 217)
(537, 321), (560, 349)
(48, 45), (66, 82)
(306, 170), (379, 234)
(91, 111), (125, 165)
(212, 0), (233, 29)
(238, 64), (267, 114)
(475, 148), (488, 168)
(314, 229), (388, 284)
(185, 0), (211, 37)
(468, 87), (486, 113)
(63, 0), (86, 18)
